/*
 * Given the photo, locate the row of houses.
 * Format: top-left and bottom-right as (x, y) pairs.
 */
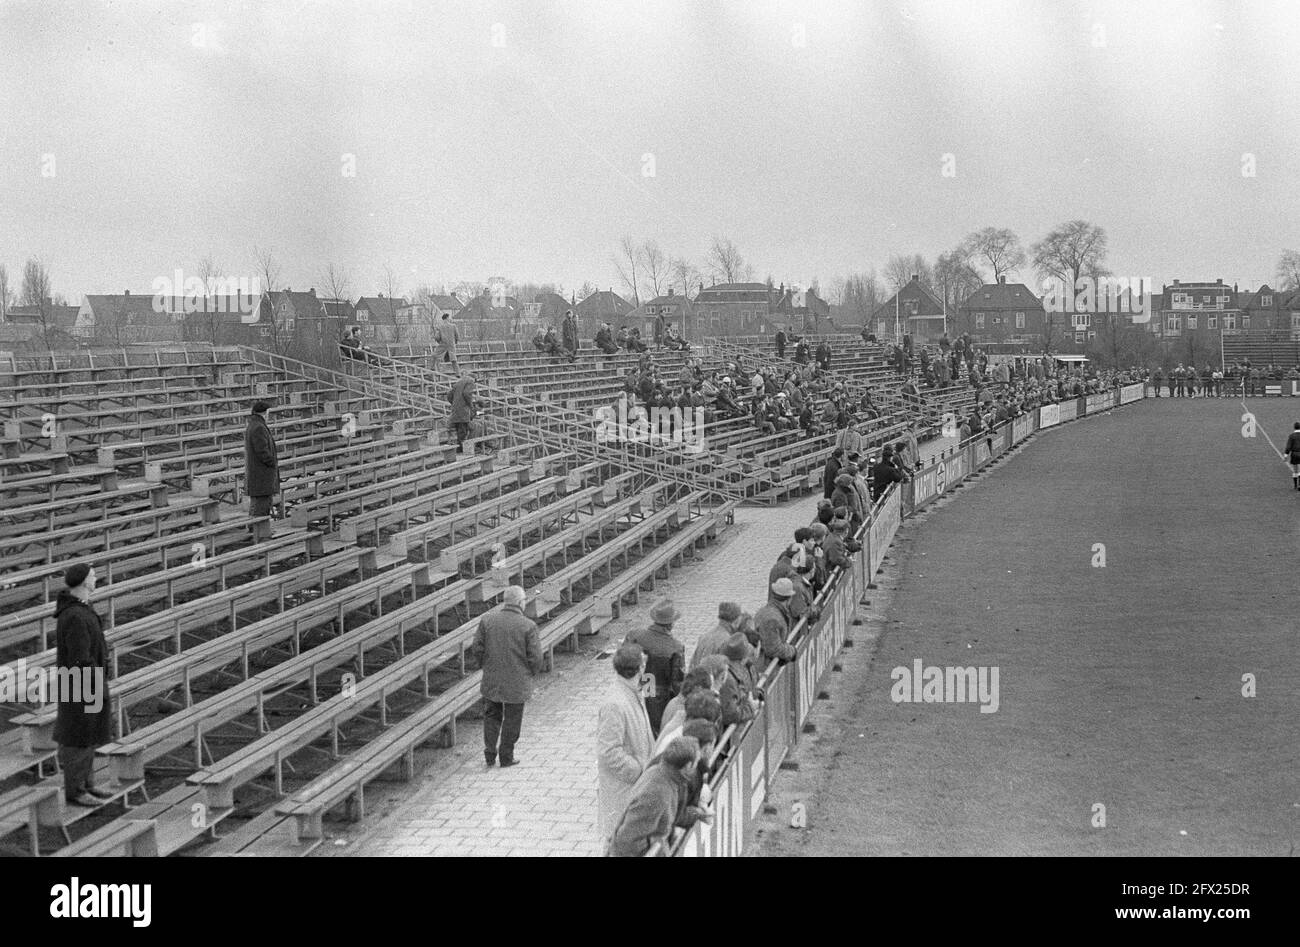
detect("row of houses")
(871, 275), (1300, 346)
(6, 274), (1297, 352)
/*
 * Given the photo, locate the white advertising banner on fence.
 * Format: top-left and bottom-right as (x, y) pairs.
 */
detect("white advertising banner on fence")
(1039, 403), (1060, 428)
(1059, 398), (1079, 422)
(1120, 383), (1144, 404)
(910, 450), (968, 511)
(1012, 413), (1034, 444)
(867, 487), (901, 578)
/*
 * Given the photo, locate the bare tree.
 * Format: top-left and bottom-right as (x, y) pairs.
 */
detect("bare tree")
(640, 240), (668, 299)
(612, 235), (642, 306)
(577, 281), (598, 301)
(320, 263), (352, 308)
(1276, 249), (1300, 291)
(933, 249), (984, 336)
(0, 264), (12, 322)
(961, 227), (1028, 282)
(884, 256), (914, 292)
(835, 271), (882, 327)
(1032, 220), (1110, 353)
(705, 236), (752, 284)
(194, 254), (224, 343)
(670, 257), (701, 297)
(252, 246), (286, 354)
(21, 258), (55, 349)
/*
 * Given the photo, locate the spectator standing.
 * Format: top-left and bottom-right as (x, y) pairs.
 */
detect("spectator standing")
(244, 400), (279, 539)
(596, 642), (655, 845)
(53, 564), (113, 807)
(433, 312), (460, 372)
(605, 737), (709, 857)
(561, 309), (579, 362)
(448, 371), (477, 454)
(470, 586), (542, 767)
(690, 602), (744, 668)
(775, 328), (787, 359)
(754, 578), (799, 665)
(822, 448), (843, 500)
(624, 599), (686, 734)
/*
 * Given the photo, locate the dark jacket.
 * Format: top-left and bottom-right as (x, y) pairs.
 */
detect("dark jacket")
(822, 455), (841, 499)
(448, 377), (476, 424)
(822, 532), (851, 571)
(243, 412), (279, 498)
(606, 761), (698, 857)
(53, 590), (112, 747)
(1286, 431), (1300, 460)
(470, 604), (542, 704)
(753, 596), (796, 665)
(871, 460), (904, 498)
(624, 624), (685, 733)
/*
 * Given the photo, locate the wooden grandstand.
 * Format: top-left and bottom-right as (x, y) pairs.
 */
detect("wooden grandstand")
(0, 333), (960, 856)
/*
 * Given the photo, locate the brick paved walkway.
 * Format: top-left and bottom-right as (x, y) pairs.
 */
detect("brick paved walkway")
(323, 437), (951, 857)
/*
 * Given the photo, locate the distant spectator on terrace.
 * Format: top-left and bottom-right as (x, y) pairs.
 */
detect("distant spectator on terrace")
(606, 736), (710, 857)
(754, 578), (799, 666)
(470, 585), (541, 768)
(596, 642), (655, 845)
(624, 599), (686, 735)
(794, 338), (811, 364)
(433, 312), (460, 373)
(595, 322), (620, 355)
(340, 326), (365, 362)
(691, 602), (746, 668)
(561, 309), (579, 362)
(664, 325), (689, 352)
(654, 310), (667, 349)
(244, 400), (279, 538)
(448, 372), (477, 454)
(775, 327), (787, 359)
(816, 339), (832, 372)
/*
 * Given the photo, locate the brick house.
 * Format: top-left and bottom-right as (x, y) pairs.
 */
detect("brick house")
(870, 276), (946, 341)
(956, 276), (1047, 344)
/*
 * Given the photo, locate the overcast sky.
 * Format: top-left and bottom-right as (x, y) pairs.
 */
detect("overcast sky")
(2, 0), (1298, 302)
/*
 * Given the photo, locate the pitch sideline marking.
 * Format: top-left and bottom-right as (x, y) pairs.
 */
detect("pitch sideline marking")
(1239, 398), (1288, 461)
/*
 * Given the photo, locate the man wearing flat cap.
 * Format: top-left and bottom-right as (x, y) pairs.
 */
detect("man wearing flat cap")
(754, 578), (798, 665)
(53, 563), (113, 807)
(470, 586), (541, 768)
(244, 400), (279, 539)
(690, 602), (743, 670)
(624, 598), (686, 735)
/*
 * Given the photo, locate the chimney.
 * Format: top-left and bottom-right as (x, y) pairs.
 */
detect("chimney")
(1173, 279), (1180, 286)
(911, 274), (918, 282)
(1216, 278), (1222, 285)
(378, 292), (384, 298)
(998, 275), (1006, 284)
(1233, 282), (1238, 293)
(667, 287), (674, 297)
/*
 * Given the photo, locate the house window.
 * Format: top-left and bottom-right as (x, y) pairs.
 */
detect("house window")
(975, 313), (985, 329)
(280, 303), (288, 314)
(1166, 315), (1181, 331)
(1242, 314), (1250, 328)
(1087, 331), (1096, 341)
(1187, 315), (1197, 330)
(364, 325), (375, 340)
(1262, 295), (1272, 307)
(1015, 311), (1025, 329)
(1075, 331), (1085, 343)
(1221, 314), (1236, 330)
(260, 325), (272, 337)
(1072, 313), (1089, 329)
(285, 319), (295, 333)
(1291, 313), (1300, 330)
(356, 311), (369, 323)
(1207, 315), (1217, 329)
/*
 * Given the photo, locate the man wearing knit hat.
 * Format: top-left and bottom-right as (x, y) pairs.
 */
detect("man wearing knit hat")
(53, 563), (113, 807)
(690, 601), (743, 669)
(244, 400), (279, 539)
(754, 578), (798, 665)
(624, 599), (686, 735)
(470, 586), (541, 767)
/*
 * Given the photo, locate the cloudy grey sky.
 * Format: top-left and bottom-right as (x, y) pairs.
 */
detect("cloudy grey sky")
(2, 0), (1298, 302)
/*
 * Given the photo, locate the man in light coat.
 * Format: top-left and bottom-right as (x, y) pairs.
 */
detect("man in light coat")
(596, 642), (655, 845)
(432, 312), (460, 372)
(470, 586), (542, 767)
